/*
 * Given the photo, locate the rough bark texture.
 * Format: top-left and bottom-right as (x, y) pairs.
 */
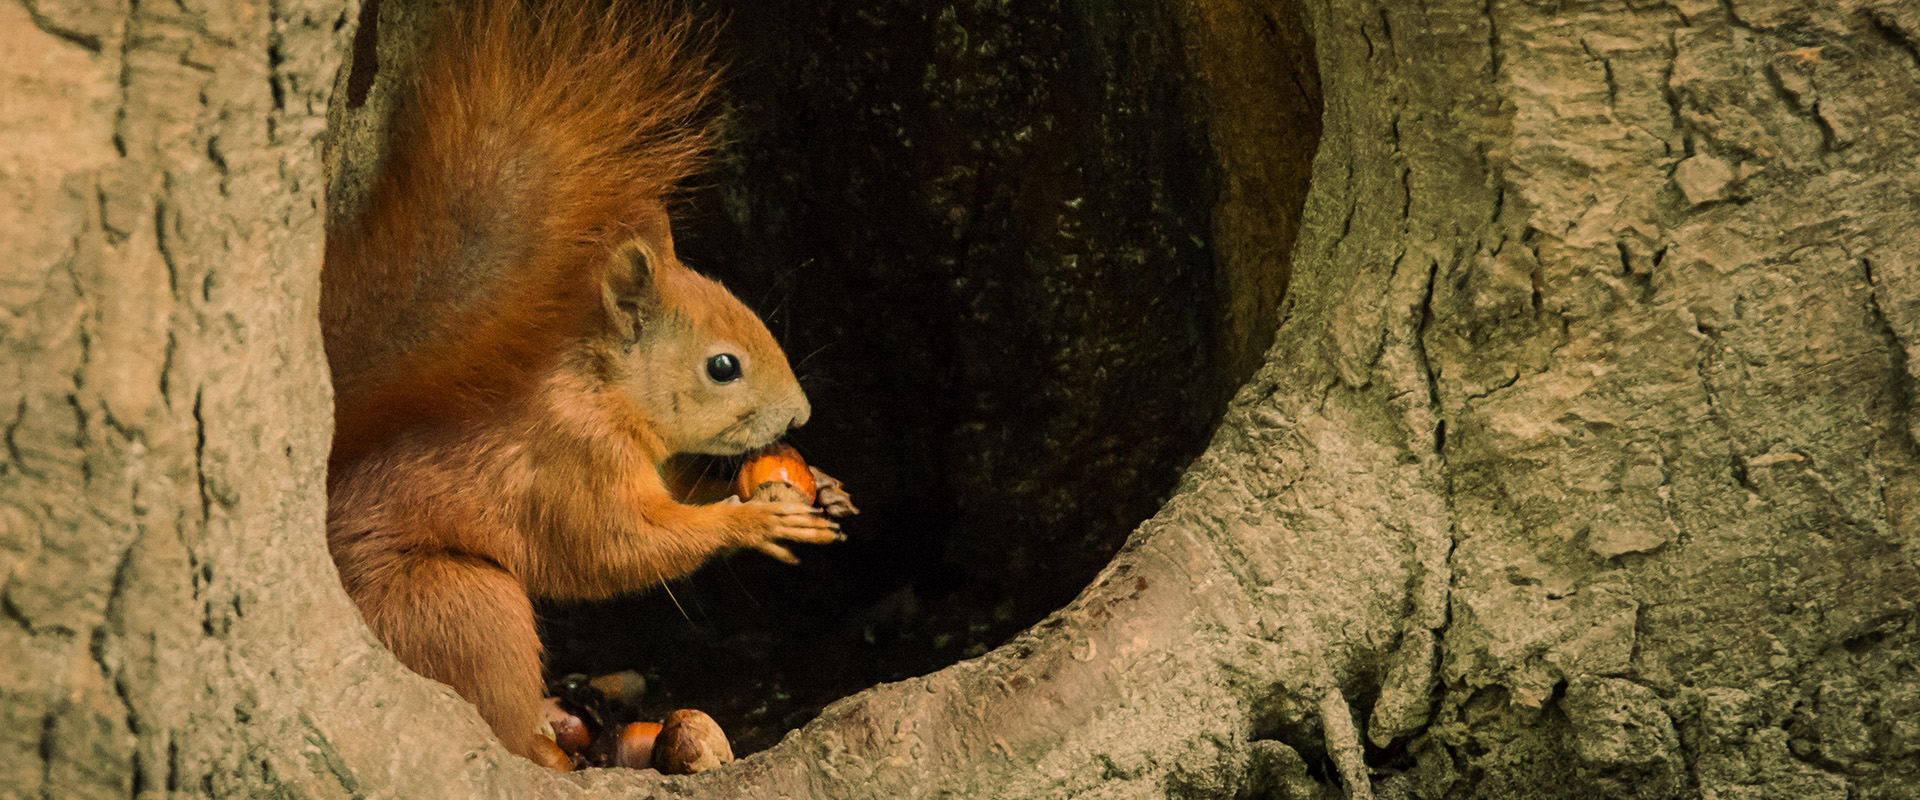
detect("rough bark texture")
(0, 1), (367, 797)
(6, 1), (1920, 800)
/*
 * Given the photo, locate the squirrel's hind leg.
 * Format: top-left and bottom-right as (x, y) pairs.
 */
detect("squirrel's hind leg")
(354, 551), (549, 762)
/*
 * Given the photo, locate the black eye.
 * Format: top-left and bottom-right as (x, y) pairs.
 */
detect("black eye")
(706, 353), (742, 383)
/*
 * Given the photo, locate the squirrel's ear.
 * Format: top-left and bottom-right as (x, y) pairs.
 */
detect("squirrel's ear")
(601, 238), (663, 344)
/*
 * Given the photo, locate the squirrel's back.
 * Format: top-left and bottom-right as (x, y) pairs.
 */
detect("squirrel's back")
(322, 0), (717, 467)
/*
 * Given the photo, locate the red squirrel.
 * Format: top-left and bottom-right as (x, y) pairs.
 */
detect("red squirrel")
(320, 0), (839, 763)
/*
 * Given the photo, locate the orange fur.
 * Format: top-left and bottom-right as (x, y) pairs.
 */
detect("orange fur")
(323, 0), (716, 468)
(322, 0), (836, 765)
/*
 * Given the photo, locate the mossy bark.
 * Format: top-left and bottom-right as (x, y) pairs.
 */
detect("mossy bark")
(5, 1), (1919, 799)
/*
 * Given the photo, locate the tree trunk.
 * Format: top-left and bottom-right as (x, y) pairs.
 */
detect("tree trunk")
(6, 1), (1919, 799)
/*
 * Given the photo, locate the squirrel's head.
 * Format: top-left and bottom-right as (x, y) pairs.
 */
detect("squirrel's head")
(599, 227), (811, 457)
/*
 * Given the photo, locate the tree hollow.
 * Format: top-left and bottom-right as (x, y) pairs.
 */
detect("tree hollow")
(537, 0), (1322, 755)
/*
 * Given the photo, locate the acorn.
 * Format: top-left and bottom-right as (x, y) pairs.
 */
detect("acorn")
(613, 721), (662, 770)
(733, 443), (817, 501)
(542, 697), (594, 755)
(527, 736), (576, 772)
(652, 709), (734, 775)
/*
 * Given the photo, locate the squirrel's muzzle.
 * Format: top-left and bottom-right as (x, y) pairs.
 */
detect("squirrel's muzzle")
(787, 396), (812, 430)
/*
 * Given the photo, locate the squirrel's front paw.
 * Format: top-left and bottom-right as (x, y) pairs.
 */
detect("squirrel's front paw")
(732, 499), (841, 564)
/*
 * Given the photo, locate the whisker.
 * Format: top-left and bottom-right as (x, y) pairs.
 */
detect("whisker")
(796, 373), (847, 392)
(767, 288), (794, 331)
(762, 258), (813, 330)
(682, 576), (713, 624)
(659, 579), (695, 626)
(712, 409), (760, 440)
(722, 559), (765, 612)
(793, 341), (835, 372)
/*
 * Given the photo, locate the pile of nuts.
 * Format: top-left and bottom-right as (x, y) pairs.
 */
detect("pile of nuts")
(534, 678), (734, 774)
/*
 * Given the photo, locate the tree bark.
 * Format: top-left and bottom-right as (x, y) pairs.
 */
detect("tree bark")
(6, 1), (1920, 800)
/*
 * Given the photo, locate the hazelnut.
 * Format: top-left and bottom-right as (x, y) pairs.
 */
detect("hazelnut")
(542, 697), (593, 755)
(733, 443), (817, 501)
(614, 721), (663, 770)
(527, 736), (575, 772)
(588, 670), (647, 709)
(652, 709), (734, 775)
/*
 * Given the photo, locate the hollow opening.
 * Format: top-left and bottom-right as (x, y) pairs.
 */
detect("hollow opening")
(536, 1), (1322, 754)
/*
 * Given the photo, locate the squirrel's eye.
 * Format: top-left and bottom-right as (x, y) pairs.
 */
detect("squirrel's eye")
(706, 353), (742, 383)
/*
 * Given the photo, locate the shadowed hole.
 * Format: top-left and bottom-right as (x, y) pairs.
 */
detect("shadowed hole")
(538, 0), (1320, 754)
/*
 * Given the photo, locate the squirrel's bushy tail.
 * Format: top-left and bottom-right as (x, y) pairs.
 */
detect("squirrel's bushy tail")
(323, 0), (717, 466)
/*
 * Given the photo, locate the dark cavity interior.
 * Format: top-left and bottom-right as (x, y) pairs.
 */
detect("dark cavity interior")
(538, 0), (1319, 754)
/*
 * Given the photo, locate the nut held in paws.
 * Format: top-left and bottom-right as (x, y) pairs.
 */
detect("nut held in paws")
(733, 443), (817, 501)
